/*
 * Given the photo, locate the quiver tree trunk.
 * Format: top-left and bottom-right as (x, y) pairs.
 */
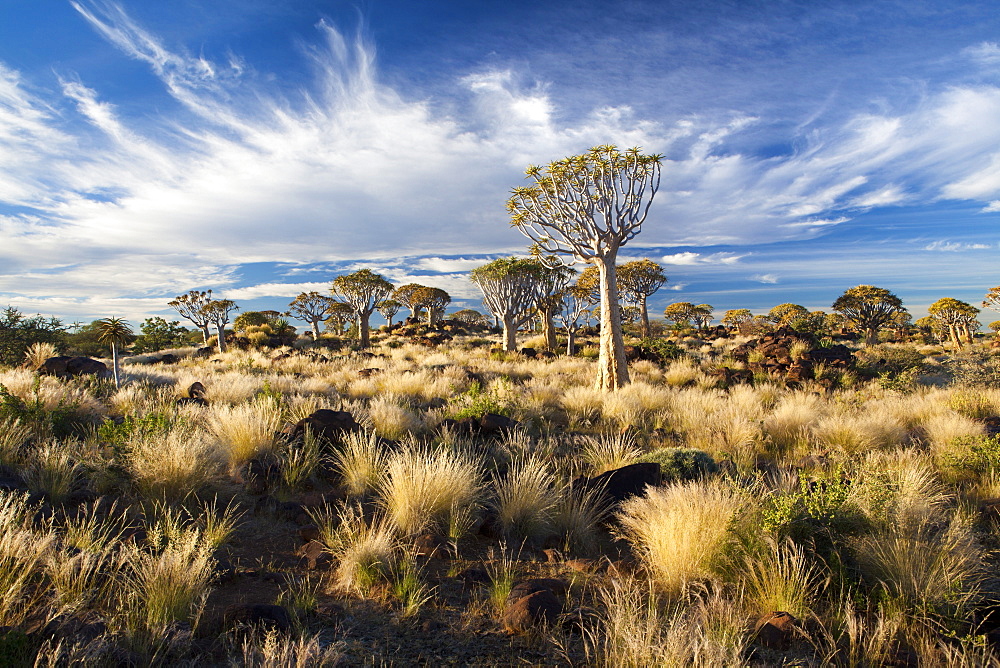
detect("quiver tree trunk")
(502, 316), (517, 352)
(543, 306), (557, 350)
(595, 258), (629, 391)
(639, 295), (650, 338)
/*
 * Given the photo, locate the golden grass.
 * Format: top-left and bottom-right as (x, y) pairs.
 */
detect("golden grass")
(581, 431), (644, 475)
(378, 444), (483, 536)
(205, 399), (283, 467)
(616, 479), (744, 597)
(366, 395), (424, 440)
(493, 455), (561, 544)
(127, 423), (226, 501)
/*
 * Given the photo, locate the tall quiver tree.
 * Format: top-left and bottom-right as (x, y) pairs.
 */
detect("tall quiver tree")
(168, 290), (214, 345)
(333, 269), (393, 349)
(618, 259), (666, 337)
(929, 297), (979, 349)
(508, 145), (662, 391)
(831, 285), (904, 347)
(96, 317), (133, 388)
(203, 299), (238, 352)
(287, 291), (336, 339)
(377, 299), (401, 328)
(471, 257), (546, 352)
(722, 308), (753, 332)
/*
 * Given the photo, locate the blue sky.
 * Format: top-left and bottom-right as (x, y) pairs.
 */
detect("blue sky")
(2, 0), (1000, 328)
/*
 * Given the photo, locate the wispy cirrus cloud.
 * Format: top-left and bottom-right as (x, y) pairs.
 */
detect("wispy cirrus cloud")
(2, 1), (1000, 322)
(923, 240), (993, 251)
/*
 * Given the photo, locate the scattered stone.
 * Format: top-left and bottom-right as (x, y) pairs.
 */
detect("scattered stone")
(295, 540), (330, 570)
(457, 567), (489, 587)
(502, 589), (562, 634)
(281, 409), (360, 445)
(36, 356), (108, 379)
(413, 533), (447, 559)
(564, 559), (595, 574)
(507, 578), (569, 605)
(478, 413), (519, 434)
(298, 524), (321, 543)
(753, 611), (798, 650)
(542, 548), (561, 564)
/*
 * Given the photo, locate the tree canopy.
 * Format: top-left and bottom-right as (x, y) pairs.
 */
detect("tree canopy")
(832, 285), (904, 346)
(332, 269), (394, 348)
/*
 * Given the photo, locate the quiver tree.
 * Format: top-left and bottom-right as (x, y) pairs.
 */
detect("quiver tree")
(168, 290), (214, 345)
(768, 303), (809, 327)
(929, 297), (980, 349)
(692, 304), (714, 330)
(831, 285), (904, 347)
(324, 302), (355, 334)
(452, 309), (487, 326)
(376, 299), (402, 328)
(202, 299), (238, 352)
(507, 145), (662, 391)
(722, 308), (753, 331)
(618, 259), (666, 337)
(983, 287), (1000, 338)
(470, 257), (546, 352)
(332, 269), (394, 349)
(555, 283), (594, 356)
(535, 261), (574, 350)
(96, 316), (133, 388)
(393, 283), (428, 321)
(663, 302), (696, 329)
(287, 291), (336, 339)
(414, 287), (451, 325)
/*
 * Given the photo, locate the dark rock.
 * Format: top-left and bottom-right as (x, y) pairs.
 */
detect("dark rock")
(519, 347), (537, 358)
(295, 540), (330, 570)
(412, 533), (447, 559)
(281, 409), (360, 445)
(242, 457), (281, 495)
(223, 604), (293, 633)
(506, 578), (569, 605)
(502, 589), (562, 634)
(187, 382), (206, 399)
(573, 462), (661, 505)
(358, 368), (382, 378)
(298, 524), (321, 543)
(37, 356), (107, 378)
(479, 412), (519, 434)
(753, 611), (798, 650)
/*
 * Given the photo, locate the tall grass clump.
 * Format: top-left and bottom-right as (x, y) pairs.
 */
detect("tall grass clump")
(323, 503), (398, 595)
(561, 385), (604, 427)
(378, 444), (482, 536)
(584, 580), (749, 667)
(581, 431), (644, 475)
(333, 429), (389, 498)
(0, 417), (30, 468)
(492, 455), (561, 544)
(616, 479), (745, 597)
(206, 399), (283, 467)
(738, 537), (827, 619)
(22, 441), (82, 504)
(366, 395), (424, 440)
(127, 423), (226, 501)
(852, 510), (983, 616)
(0, 493), (56, 626)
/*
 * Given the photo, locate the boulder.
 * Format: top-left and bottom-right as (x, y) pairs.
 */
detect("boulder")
(412, 533), (447, 559)
(573, 462), (661, 505)
(295, 540), (330, 570)
(478, 412), (519, 434)
(753, 611), (798, 650)
(281, 409), (360, 445)
(37, 356), (107, 379)
(502, 589), (562, 634)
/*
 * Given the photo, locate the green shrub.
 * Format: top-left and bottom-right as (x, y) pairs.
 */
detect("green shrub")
(939, 434), (1000, 477)
(448, 381), (512, 420)
(0, 383), (83, 439)
(639, 447), (717, 482)
(637, 338), (684, 365)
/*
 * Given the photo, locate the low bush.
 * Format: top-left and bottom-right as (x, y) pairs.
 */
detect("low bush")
(638, 447), (718, 482)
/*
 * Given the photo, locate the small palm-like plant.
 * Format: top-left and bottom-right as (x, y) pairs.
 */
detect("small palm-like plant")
(96, 316), (133, 388)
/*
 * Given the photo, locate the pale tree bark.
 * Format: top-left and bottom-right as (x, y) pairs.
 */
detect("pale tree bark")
(596, 256), (629, 391)
(639, 294), (650, 338)
(502, 315), (518, 351)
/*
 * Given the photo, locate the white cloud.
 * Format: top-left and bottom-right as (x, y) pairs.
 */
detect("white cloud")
(751, 274), (779, 284)
(660, 252), (746, 265)
(923, 240), (993, 252)
(221, 282), (330, 300)
(984, 201), (1000, 213)
(413, 257), (491, 273)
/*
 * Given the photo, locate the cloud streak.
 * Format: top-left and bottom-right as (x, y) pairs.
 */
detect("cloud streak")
(1, 2), (999, 321)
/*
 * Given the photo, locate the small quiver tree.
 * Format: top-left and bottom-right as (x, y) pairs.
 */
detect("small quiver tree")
(287, 291), (336, 339)
(202, 299), (239, 353)
(722, 308), (753, 332)
(413, 287), (451, 326)
(663, 302), (696, 330)
(470, 258), (546, 352)
(168, 289), (214, 346)
(929, 297), (980, 349)
(507, 145), (662, 391)
(832, 285), (904, 347)
(555, 282), (594, 356)
(332, 269), (394, 349)
(377, 299), (402, 329)
(393, 283), (428, 321)
(618, 259), (666, 337)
